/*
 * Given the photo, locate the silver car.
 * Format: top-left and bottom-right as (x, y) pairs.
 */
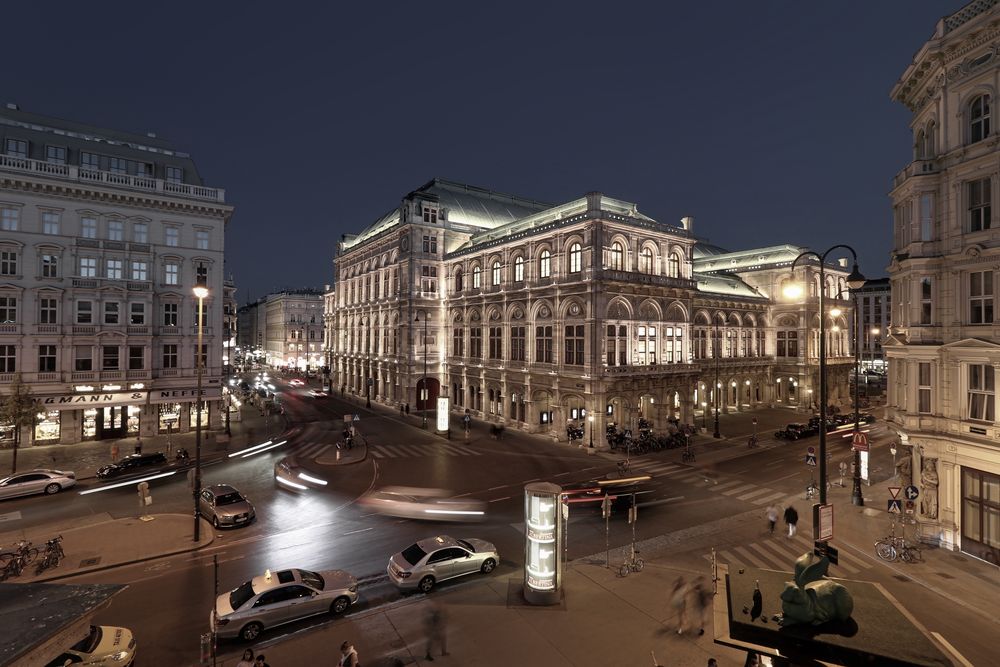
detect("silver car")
(387, 535), (499, 593)
(360, 486), (486, 522)
(273, 457), (328, 492)
(0, 469), (76, 500)
(199, 484), (256, 529)
(213, 568), (358, 641)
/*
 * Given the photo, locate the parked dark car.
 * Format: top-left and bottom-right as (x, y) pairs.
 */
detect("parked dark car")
(774, 423), (818, 440)
(807, 416), (841, 433)
(96, 452), (169, 480)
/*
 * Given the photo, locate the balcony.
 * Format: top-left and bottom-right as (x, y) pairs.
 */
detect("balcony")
(156, 369), (179, 377)
(71, 371), (96, 381)
(72, 325), (96, 335)
(104, 240), (125, 251)
(603, 363), (694, 376)
(0, 323), (17, 334)
(99, 371), (124, 381)
(127, 281), (151, 292)
(72, 278), (98, 288)
(0, 154), (226, 203)
(36, 324), (59, 334)
(36, 372), (59, 382)
(892, 159), (939, 188)
(159, 326), (180, 336)
(597, 269), (696, 290)
(126, 369), (150, 380)
(129, 243), (151, 253)
(127, 325), (150, 335)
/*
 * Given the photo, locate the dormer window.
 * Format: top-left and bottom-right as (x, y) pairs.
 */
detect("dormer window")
(970, 95), (991, 144)
(5, 138), (27, 158)
(422, 206), (438, 224)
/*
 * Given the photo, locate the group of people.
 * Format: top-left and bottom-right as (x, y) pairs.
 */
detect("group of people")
(236, 642), (360, 667)
(668, 575), (712, 636)
(766, 503), (799, 538)
(235, 649), (271, 667)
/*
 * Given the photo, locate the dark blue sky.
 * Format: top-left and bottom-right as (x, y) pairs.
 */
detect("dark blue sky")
(4, 1), (952, 301)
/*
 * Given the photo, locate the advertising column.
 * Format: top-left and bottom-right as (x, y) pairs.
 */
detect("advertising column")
(524, 482), (563, 605)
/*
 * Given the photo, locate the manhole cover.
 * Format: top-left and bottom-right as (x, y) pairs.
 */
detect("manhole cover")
(936, 572), (955, 579)
(78, 557), (101, 567)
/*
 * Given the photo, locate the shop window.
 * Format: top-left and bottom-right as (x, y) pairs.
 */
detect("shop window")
(82, 408), (97, 439)
(34, 411), (60, 442)
(158, 403), (180, 433)
(189, 402), (208, 428)
(127, 406), (141, 435)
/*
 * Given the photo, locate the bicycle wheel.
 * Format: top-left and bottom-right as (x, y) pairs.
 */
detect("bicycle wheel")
(21, 548), (38, 565)
(900, 547), (914, 563)
(618, 563), (630, 578)
(0, 553), (13, 569)
(634, 558), (644, 572)
(875, 542), (897, 562)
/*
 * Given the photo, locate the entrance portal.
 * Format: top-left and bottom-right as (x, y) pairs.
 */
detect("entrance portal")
(96, 406), (127, 439)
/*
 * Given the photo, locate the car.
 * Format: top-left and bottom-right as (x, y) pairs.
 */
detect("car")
(288, 379), (305, 387)
(213, 567), (358, 641)
(96, 452), (169, 480)
(273, 457), (328, 492)
(387, 535), (499, 593)
(561, 477), (655, 511)
(45, 624), (136, 667)
(359, 486), (487, 522)
(774, 423), (818, 440)
(306, 389), (328, 398)
(0, 469), (76, 500)
(199, 484), (256, 529)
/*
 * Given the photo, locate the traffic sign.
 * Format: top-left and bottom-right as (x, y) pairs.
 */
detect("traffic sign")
(807, 446), (816, 454)
(814, 541), (839, 566)
(888, 486), (901, 499)
(805, 453), (817, 466)
(353, 414), (361, 422)
(904, 500), (915, 514)
(888, 499), (902, 514)
(814, 503), (834, 541)
(904, 485), (919, 500)
(851, 431), (869, 452)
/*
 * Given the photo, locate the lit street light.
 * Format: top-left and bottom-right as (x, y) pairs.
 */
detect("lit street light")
(192, 277), (209, 543)
(415, 312), (429, 429)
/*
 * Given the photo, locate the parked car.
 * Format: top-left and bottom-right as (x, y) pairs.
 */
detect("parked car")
(213, 567), (358, 641)
(45, 624), (136, 667)
(199, 484), (256, 529)
(273, 457), (328, 492)
(774, 423), (818, 440)
(387, 535), (499, 593)
(0, 469), (76, 500)
(359, 486), (486, 522)
(96, 453), (169, 480)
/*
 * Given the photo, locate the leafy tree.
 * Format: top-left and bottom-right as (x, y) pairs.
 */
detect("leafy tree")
(0, 374), (41, 474)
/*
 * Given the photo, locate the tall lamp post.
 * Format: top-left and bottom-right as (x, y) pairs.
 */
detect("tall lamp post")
(415, 312), (429, 428)
(784, 246), (866, 509)
(192, 278), (209, 543)
(713, 314), (722, 438)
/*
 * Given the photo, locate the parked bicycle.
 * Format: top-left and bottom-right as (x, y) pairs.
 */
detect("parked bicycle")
(747, 435), (759, 449)
(35, 536), (64, 575)
(618, 544), (644, 577)
(681, 447), (696, 463)
(0, 552), (25, 581)
(875, 521), (922, 563)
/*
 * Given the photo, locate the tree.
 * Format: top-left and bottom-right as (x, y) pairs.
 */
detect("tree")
(0, 373), (40, 474)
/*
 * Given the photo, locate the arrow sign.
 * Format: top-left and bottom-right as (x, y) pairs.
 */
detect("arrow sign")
(904, 485), (919, 500)
(888, 486), (901, 500)
(888, 499), (902, 514)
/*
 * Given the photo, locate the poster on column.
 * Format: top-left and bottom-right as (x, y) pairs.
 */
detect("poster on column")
(436, 396), (450, 432)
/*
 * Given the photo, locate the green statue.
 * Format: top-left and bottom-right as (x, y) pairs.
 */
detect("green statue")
(779, 552), (854, 626)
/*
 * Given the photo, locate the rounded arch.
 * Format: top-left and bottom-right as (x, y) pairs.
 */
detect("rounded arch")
(561, 298), (586, 319)
(530, 299), (554, 321)
(638, 240), (658, 274)
(776, 314), (798, 328)
(511, 253), (526, 282)
(727, 312), (741, 327)
(450, 310), (463, 323)
(665, 248), (683, 278)
(506, 302), (527, 320)
(637, 298), (662, 321)
(742, 313), (757, 327)
(606, 297), (633, 320)
(664, 300), (687, 322)
(390, 249), (400, 263)
(692, 310), (711, 326)
(466, 308), (482, 323)
(485, 305), (504, 322)
(606, 235), (629, 271)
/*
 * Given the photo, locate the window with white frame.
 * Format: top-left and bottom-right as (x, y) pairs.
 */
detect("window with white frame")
(514, 256), (524, 282)
(80, 152), (99, 170)
(39, 297), (57, 324)
(970, 270), (994, 324)
(970, 94), (991, 144)
(607, 325), (627, 366)
(133, 222), (148, 243)
(609, 242), (624, 270)
(108, 220), (124, 241)
(968, 363), (995, 422)
(165, 227), (179, 247)
(195, 230), (209, 250)
(5, 138), (27, 157)
(41, 211), (60, 235)
(569, 243), (582, 273)
(0, 296), (16, 324)
(667, 253), (680, 278)
(1, 207), (19, 231)
(639, 247), (653, 274)
(81, 216), (97, 238)
(920, 277), (932, 325)
(472, 266), (481, 289)
(130, 302), (145, 325)
(539, 250), (551, 278)
(969, 178), (991, 232)
(664, 326), (683, 363)
(106, 259), (123, 280)
(491, 261), (501, 286)
(104, 302), (120, 325)
(163, 303), (178, 327)
(131, 261), (147, 281)
(79, 257), (96, 278)
(45, 145), (66, 164)
(636, 325), (656, 365)
(76, 300), (93, 324)
(165, 262), (179, 285)
(38, 345), (57, 372)
(0, 249), (16, 276)
(420, 265), (437, 293)
(918, 362), (932, 414)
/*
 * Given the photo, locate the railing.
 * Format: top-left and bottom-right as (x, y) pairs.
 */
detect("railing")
(36, 372), (59, 381)
(100, 371), (124, 380)
(129, 243), (151, 253)
(0, 373), (13, 384)
(126, 325), (150, 335)
(104, 240), (125, 250)
(71, 371), (96, 381)
(597, 268), (696, 290)
(159, 326), (180, 336)
(75, 238), (100, 248)
(72, 325), (96, 335)
(604, 363), (691, 376)
(0, 324), (17, 334)
(36, 324), (59, 334)
(72, 279), (98, 288)
(156, 369), (179, 377)
(127, 281), (151, 291)
(126, 370), (150, 380)
(892, 159), (939, 188)
(0, 154), (226, 203)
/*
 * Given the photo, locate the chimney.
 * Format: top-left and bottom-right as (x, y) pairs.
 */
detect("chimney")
(681, 216), (694, 233)
(838, 258), (848, 268)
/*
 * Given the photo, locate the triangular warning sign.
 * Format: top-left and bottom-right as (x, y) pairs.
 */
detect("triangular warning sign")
(888, 486), (901, 499)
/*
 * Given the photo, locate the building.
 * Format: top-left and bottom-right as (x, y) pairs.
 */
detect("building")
(0, 104), (232, 446)
(888, 0), (1000, 563)
(854, 278), (890, 372)
(237, 289), (324, 372)
(327, 179), (856, 440)
(223, 276), (237, 376)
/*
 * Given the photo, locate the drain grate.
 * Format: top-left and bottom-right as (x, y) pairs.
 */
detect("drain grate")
(78, 557), (101, 567)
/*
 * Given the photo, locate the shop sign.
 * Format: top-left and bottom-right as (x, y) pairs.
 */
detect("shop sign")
(39, 392), (147, 407)
(149, 388), (222, 404)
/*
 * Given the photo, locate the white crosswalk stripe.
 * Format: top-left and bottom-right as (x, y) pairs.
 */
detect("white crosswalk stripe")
(293, 440), (482, 460)
(721, 484), (756, 496)
(713, 479), (745, 490)
(709, 533), (863, 575)
(736, 488), (775, 502)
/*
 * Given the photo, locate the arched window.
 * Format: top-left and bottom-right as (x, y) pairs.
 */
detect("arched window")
(491, 261), (501, 286)
(569, 243), (582, 273)
(539, 249), (551, 278)
(971, 94), (991, 143)
(667, 253), (680, 278)
(513, 256), (524, 282)
(610, 242), (624, 271)
(472, 265), (482, 289)
(925, 120), (936, 157)
(454, 270), (463, 292)
(639, 247), (653, 274)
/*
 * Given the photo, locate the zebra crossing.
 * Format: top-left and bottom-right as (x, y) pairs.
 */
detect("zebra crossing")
(634, 459), (789, 507)
(294, 440), (483, 461)
(704, 530), (870, 575)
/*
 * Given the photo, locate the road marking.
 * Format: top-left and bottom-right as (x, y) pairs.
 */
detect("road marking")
(524, 478), (541, 483)
(736, 488), (774, 501)
(0, 511), (22, 523)
(721, 484), (756, 496)
(732, 545), (771, 569)
(931, 632), (975, 667)
(488, 485), (507, 491)
(553, 472), (572, 477)
(343, 528), (374, 535)
(713, 480), (744, 490)
(753, 491), (787, 504)
(488, 496), (511, 503)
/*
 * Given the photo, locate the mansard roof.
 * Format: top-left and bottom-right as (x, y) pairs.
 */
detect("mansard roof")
(693, 272), (765, 300)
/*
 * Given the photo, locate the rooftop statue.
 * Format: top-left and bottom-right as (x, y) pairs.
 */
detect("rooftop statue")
(779, 552), (854, 626)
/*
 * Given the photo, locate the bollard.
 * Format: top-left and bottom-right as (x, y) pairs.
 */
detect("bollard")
(336, 449), (341, 461)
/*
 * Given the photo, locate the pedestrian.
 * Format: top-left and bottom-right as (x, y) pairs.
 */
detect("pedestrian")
(685, 576), (711, 636)
(784, 504), (799, 538)
(400, 403), (405, 416)
(133, 439), (142, 455)
(338, 641), (359, 667)
(253, 655), (270, 667)
(766, 504), (779, 535)
(236, 649), (255, 667)
(424, 605), (449, 661)
(405, 403), (410, 415)
(110, 442), (120, 462)
(670, 576), (688, 633)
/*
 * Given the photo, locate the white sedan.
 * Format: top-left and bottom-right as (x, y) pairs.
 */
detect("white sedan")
(0, 469), (76, 500)
(359, 486), (487, 522)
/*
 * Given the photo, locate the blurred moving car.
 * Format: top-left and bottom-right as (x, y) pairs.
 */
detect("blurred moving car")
(199, 484), (256, 529)
(96, 453), (168, 480)
(213, 567), (358, 641)
(360, 487), (486, 522)
(387, 535), (499, 593)
(45, 624), (136, 667)
(288, 379), (305, 387)
(561, 476), (655, 511)
(306, 389), (328, 398)
(0, 469), (76, 500)
(273, 457), (328, 492)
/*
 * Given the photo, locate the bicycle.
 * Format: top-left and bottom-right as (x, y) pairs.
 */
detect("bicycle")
(10, 540), (38, 565)
(874, 521), (907, 562)
(618, 545), (644, 577)
(616, 459), (631, 477)
(0, 552), (25, 581)
(681, 447), (696, 463)
(35, 536), (64, 575)
(747, 435), (758, 449)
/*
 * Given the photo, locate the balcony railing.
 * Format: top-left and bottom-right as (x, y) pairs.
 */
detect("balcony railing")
(127, 281), (151, 291)
(0, 323), (17, 334)
(36, 324), (59, 334)
(72, 325), (96, 335)
(127, 325), (150, 335)
(597, 268), (696, 290)
(72, 279), (98, 288)
(0, 154), (226, 203)
(126, 369), (150, 380)
(71, 371), (96, 381)
(892, 159), (939, 188)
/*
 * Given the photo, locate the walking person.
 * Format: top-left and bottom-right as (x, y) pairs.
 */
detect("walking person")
(784, 504), (799, 538)
(235, 649), (255, 667)
(670, 576), (689, 633)
(405, 403), (410, 415)
(253, 655), (270, 667)
(766, 504), (779, 535)
(110, 442), (120, 463)
(133, 438), (142, 455)
(423, 605), (449, 661)
(685, 576), (711, 636)
(338, 640), (359, 667)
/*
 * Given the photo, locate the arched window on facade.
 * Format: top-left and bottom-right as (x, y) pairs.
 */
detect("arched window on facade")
(454, 270), (463, 292)
(569, 243), (582, 273)
(639, 247), (653, 274)
(472, 265), (482, 288)
(539, 249), (551, 278)
(667, 252), (680, 278)
(971, 94), (991, 143)
(610, 242), (624, 271)
(513, 256), (524, 282)
(491, 261), (501, 286)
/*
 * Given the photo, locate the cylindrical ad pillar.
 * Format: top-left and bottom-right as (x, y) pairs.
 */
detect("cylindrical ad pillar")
(524, 481), (563, 605)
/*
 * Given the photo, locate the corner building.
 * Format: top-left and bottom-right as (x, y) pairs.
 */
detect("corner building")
(0, 105), (232, 446)
(329, 179), (856, 441)
(888, 0), (1000, 564)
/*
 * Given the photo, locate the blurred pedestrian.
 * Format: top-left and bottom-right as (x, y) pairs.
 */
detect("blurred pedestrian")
(133, 439), (142, 455)
(110, 442), (120, 462)
(253, 654), (270, 667)
(424, 605), (449, 661)
(784, 505), (799, 538)
(236, 649), (255, 667)
(405, 403), (410, 415)
(766, 504), (779, 535)
(670, 576), (688, 633)
(400, 403), (405, 416)
(338, 641), (359, 667)
(685, 576), (711, 636)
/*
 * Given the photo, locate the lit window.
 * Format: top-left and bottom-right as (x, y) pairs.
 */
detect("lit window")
(610, 242), (624, 270)
(79, 257), (96, 278)
(514, 256), (524, 282)
(569, 243), (582, 273)
(492, 261), (501, 286)
(472, 266), (482, 289)
(667, 253), (680, 278)
(639, 247), (653, 274)
(539, 250), (551, 278)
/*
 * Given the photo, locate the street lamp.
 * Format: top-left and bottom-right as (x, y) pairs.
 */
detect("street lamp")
(784, 246), (865, 510)
(192, 278), (209, 543)
(225, 378), (234, 437)
(713, 315), (721, 438)
(834, 284), (867, 508)
(415, 312), (429, 428)
(701, 400), (708, 431)
(588, 413), (594, 448)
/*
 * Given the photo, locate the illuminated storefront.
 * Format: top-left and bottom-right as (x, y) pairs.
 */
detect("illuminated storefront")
(34, 411), (61, 443)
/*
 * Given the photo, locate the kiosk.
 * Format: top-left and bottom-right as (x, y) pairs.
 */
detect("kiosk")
(523, 482), (563, 605)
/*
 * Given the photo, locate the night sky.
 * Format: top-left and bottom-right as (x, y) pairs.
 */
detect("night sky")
(3, 1), (953, 301)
